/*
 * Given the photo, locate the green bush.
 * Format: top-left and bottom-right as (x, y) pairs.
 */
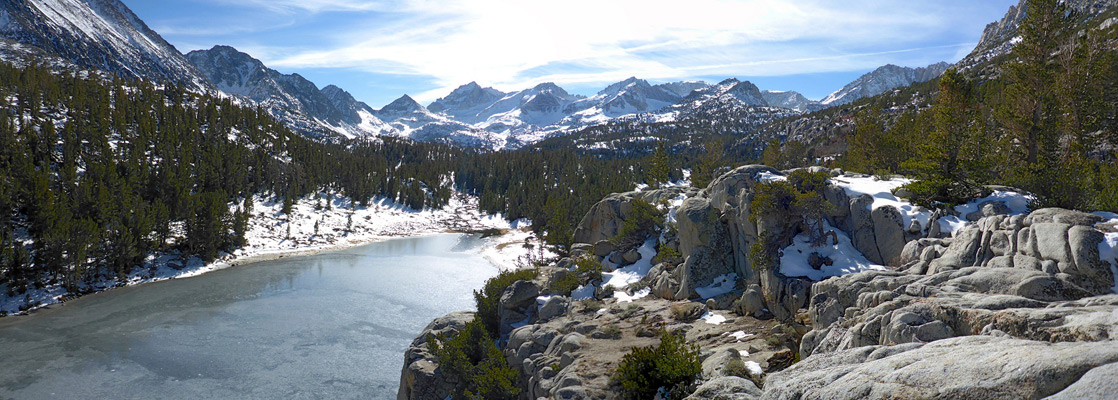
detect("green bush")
(548, 271), (581, 297)
(654, 245), (683, 266)
(749, 232), (776, 271)
(474, 268), (539, 338)
(898, 177), (980, 209)
(427, 318), (520, 400)
(787, 169), (830, 193)
(750, 181), (797, 219)
(574, 256), (603, 282)
(613, 330), (702, 400)
(613, 198), (662, 248)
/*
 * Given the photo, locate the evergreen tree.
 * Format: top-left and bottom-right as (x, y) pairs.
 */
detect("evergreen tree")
(648, 141), (670, 189)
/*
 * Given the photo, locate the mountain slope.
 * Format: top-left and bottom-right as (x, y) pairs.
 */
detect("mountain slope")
(0, 0), (211, 91)
(958, 0), (1118, 74)
(186, 45), (392, 139)
(820, 62), (951, 107)
(761, 90), (822, 112)
(375, 94), (503, 148)
(427, 82), (506, 124)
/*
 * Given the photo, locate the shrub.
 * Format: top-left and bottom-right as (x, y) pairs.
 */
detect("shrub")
(787, 169), (830, 193)
(427, 318), (520, 400)
(613, 198), (662, 248)
(574, 256), (603, 283)
(750, 181), (797, 220)
(654, 245), (683, 266)
(749, 232), (776, 271)
(613, 331), (702, 400)
(898, 177), (980, 210)
(474, 268), (539, 338)
(548, 271), (581, 297)
(581, 298), (603, 313)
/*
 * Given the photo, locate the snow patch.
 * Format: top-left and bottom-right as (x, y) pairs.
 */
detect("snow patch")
(700, 312), (727, 325)
(744, 361), (764, 376)
(728, 331), (754, 341)
(780, 221), (886, 281)
(1096, 215), (1118, 294)
(616, 288), (651, 303)
(695, 273), (738, 299)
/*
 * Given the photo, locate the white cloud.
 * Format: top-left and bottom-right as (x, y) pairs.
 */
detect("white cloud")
(258, 0), (1005, 102)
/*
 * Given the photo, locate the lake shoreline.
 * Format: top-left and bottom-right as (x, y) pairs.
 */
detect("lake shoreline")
(0, 192), (543, 317)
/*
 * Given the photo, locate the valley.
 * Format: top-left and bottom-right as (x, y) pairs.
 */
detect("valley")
(0, 0), (1117, 399)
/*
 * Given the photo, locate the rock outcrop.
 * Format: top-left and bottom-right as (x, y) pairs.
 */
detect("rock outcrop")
(399, 165), (1118, 400)
(397, 311), (474, 400)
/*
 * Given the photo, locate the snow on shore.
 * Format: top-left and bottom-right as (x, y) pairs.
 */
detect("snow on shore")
(0, 192), (539, 316)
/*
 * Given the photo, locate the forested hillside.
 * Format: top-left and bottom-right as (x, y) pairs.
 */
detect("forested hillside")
(761, 0), (1118, 213)
(0, 62), (678, 299)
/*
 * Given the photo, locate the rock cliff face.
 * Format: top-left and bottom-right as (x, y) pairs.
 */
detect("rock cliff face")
(399, 166), (1118, 400)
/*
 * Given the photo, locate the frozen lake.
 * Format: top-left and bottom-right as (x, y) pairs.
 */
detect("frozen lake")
(0, 234), (497, 399)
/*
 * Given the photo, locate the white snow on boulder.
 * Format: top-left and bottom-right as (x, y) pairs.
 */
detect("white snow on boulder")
(833, 175), (1034, 236)
(1094, 213), (1118, 293)
(780, 221), (886, 281)
(695, 273), (739, 299)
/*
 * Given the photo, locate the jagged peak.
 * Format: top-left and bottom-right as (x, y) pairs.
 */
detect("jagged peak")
(382, 94), (424, 112)
(599, 76), (650, 96)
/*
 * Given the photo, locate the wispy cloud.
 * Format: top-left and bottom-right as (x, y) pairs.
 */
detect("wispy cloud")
(209, 0), (396, 14)
(139, 0), (1014, 103)
(260, 0), (1000, 101)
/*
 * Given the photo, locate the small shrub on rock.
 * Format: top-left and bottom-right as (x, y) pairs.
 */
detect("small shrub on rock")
(475, 268), (539, 338)
(549, 271), (581, 297)
(574, 256), (603, 282)
(613, 198), (662, 248)
(613, 330), (702, 400)
(654, 245), (683, 266)
(427, 318), (520, 400)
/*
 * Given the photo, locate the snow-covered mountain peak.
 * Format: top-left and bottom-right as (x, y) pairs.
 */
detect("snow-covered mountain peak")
(1, 0), (212, 91)
(761, 90), (822, 113)
(655, 81), (710, 97)
(381, 94), (425, 114)
(685, 78), (767, 107)
(599, 76), (647, 95)
(427, 81), (506, 123)
(820, 62), (951, 106)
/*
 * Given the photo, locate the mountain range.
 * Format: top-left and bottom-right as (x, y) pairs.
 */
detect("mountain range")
(0, 0), (963, 149)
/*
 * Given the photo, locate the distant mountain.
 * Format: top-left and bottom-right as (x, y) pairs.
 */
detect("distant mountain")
(820, 62), (951, 107)
(375, 94), (503, 148)
(427, 82), (506, 123)
(654, 81), (709, 97)
(761, 90), (822, 112)
(556, 77), (690, 127)
(0, 0), (211, 91)
(186, 45), (391, 139)
(684, 78), (768, 106)
(466, 82), (585, 134)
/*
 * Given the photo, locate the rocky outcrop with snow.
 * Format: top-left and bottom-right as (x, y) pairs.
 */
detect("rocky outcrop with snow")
(400, 165), (1118, 399)
(820, 62), (951, 107)
(0, 0), (211, 91)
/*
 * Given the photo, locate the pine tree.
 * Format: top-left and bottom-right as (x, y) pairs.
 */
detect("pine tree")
(648, 141), (670, 189)
(692, 140), (723, 189)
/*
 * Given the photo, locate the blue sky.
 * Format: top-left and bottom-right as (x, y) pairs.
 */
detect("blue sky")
(125, 0), (1017, 108)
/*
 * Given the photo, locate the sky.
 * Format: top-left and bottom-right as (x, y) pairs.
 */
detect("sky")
(125, 0), (1018, 108)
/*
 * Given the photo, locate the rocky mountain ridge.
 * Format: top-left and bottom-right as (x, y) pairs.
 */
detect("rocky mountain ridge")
(819, 62), (951, 107)
(0, 0), (211, 91)
(958, 0), (1118, 73)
